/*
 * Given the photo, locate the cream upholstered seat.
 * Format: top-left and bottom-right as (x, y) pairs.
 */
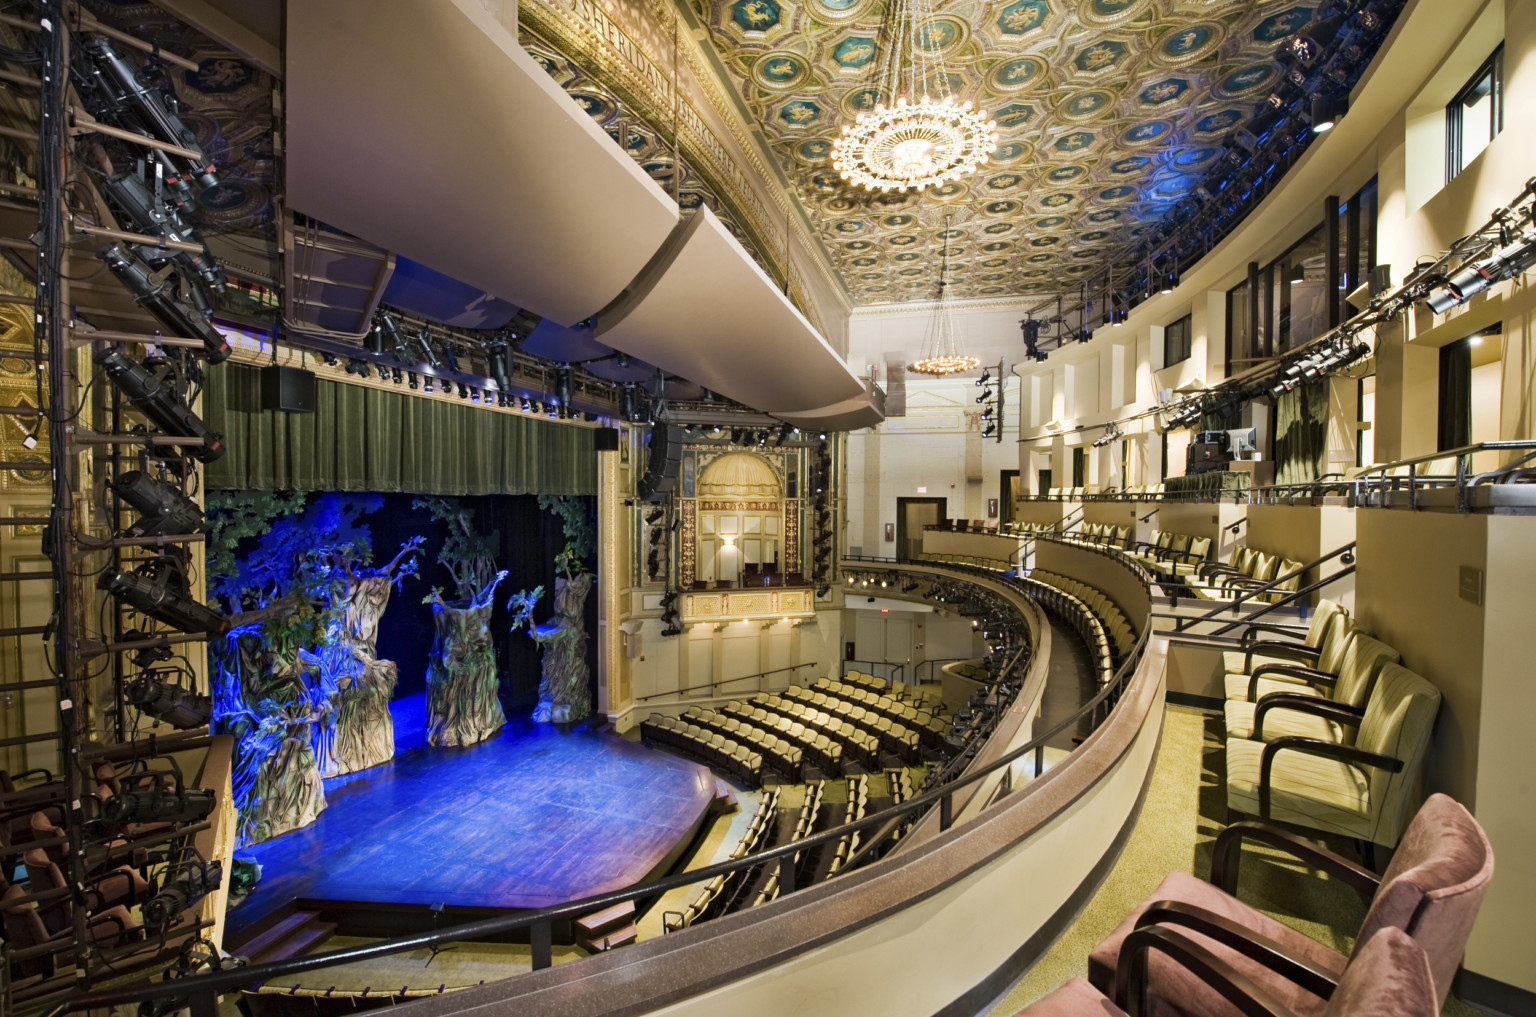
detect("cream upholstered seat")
(1224, 634), (1400, 738)
(1220, 599), (1349, 677)
(1226, 662), (1441, 848)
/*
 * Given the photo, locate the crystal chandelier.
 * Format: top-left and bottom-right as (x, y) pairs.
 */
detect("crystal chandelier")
(910, 218), (979, 376)
(832, 0), (997, 192)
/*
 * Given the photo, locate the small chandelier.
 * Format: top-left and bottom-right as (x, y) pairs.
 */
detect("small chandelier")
(832, 0), (997, 192)
(910, 217), (979, 377)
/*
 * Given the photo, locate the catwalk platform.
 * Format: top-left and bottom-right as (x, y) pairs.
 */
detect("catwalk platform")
(227, 695), (716, 942)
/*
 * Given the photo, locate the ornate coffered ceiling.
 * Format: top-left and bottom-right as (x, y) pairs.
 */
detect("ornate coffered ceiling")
(692, 0), (1321, 304)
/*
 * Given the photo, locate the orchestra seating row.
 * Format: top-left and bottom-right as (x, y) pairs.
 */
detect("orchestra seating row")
(810, 677), (950, 744)
(1, 760), (205, 998)
(823, 776), (869, 880)
(1022, 572), (1120, 687)
(644, 678), (950, 783)
(662, 788), (783, 933)
(639, 716), (766, 787)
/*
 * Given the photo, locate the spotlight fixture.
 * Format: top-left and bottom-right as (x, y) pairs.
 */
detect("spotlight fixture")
(1311, 93), (1344, 133)
(113, 471), (205, 538)
(143, 857), (222, 931)
(423, 377), (434, 394)
(97, 244), (230, 363)
(94, 349), (223, 462)
(126, 674), (213, 729)
(1424, 228), (1536, 314)
(1161, 266), (1179, 294)
(99, 556), (227, 635)
(976, 369), (990, 386)
(408, 371), (419, 390)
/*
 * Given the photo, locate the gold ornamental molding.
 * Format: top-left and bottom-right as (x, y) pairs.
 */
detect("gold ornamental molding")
(681, 587), (815, 622)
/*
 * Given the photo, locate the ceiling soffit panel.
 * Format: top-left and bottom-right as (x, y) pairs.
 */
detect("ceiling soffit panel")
(773, 389), (888, 430)
(595, 206), (866, 413)
(514, 0), (853, 332)
(699, 0), (1327, 304)
(286, 0), (679, 327)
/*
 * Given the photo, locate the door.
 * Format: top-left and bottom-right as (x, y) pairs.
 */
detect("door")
(999, 469), (1018, 522)
(1037, 468), (1051, 494)
(896, 497), (944, 562)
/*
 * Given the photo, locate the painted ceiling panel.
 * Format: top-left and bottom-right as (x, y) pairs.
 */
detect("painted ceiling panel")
(695, 0), (1320, 303)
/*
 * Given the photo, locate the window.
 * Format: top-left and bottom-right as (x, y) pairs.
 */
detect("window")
(1163, 313), (1192, 366)
(1447, 45), (1502, 182)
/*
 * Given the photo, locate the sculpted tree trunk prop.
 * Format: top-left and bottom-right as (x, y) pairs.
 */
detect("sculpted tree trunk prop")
(416, 498), (508, 748)
(426, 574), (507, 746)
(310, 540), (422, 776)
(215, 627), (330, 847)
(521, 496), (598, 724)
(531, 574), (593, 723)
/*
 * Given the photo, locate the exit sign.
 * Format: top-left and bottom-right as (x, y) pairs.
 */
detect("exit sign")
(916, 486), (927, 493)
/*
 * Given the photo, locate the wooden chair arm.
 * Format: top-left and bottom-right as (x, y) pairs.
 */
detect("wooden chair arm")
(1114, 923), (1297, 1017)
(1241, 642), (1321, 673)
(1246, 664), (1337, 701)
(1211, 821), (1379, 898)
(1240, 624), (1310, 647)
(1259, 738), (1403, 821)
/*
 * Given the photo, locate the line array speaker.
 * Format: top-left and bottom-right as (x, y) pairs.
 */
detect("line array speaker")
(637, 423), (681, 502)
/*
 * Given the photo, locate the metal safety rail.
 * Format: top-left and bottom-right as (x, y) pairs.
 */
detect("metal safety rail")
(47, 559), (1152, 1017)
(633, 662), (818, 704)
(1252, 440), (1536, 512)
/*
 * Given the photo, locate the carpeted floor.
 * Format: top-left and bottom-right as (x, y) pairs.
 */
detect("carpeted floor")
(985, 705), (1479, 1017)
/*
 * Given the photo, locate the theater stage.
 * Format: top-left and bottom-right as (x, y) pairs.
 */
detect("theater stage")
(227, 696), (717, 941)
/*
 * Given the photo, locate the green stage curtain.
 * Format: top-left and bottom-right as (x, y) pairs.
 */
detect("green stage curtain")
(1274, 379), (1328, 485)
(203, 365), (597, 495)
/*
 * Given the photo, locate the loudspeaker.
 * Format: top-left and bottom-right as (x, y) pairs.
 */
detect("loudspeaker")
(637, 424), (682, 501)
(593, 426), (620, 451)
(260, 365), (316, 414)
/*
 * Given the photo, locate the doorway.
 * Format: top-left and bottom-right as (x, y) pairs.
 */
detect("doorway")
(999, 470), (1018, 523)
(896, 497), (945, 562)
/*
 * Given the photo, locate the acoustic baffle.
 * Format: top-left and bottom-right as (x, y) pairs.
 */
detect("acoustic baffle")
(637, 423), (682, 501)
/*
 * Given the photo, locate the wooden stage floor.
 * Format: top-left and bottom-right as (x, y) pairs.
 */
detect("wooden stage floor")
(228, 696), (716, 939)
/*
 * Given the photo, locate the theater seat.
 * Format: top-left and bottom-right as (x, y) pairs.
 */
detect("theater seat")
(1087, 794), (1491, 1017)
(1220, 600), (1349, 679)
(1223, 634), (1400, 740)
(1226, 663), (1441, 849)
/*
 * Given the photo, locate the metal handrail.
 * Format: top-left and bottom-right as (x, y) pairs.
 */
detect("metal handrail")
(839, 659), (907, 683)
(1251, 440), (1536, 511)
(1169, 541), (1358, 634)
(634, 662), (818, 703)
(50, 558), (1151, 1017)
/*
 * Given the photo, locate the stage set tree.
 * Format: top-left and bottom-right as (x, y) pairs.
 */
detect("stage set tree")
(206, 493), (419, 845)
(416, 497), (508, 747)
(510, 494), (596, 723)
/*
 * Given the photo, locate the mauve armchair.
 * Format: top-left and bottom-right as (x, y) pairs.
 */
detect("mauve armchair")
(1086, 793), (1492, 1017)
(1015, 925), (1435, 1017)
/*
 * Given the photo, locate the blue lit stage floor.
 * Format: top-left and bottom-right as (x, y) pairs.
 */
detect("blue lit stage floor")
(228, 695), (716, 940)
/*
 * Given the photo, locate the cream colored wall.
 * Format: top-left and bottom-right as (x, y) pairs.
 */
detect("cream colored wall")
(1355, 509), (1486, 806)
(1355, 509), (1536, 992)
(1467, 514), (1536, 989)
(844, 375), (1019, 555)
(1244, 504), (1357, 609)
